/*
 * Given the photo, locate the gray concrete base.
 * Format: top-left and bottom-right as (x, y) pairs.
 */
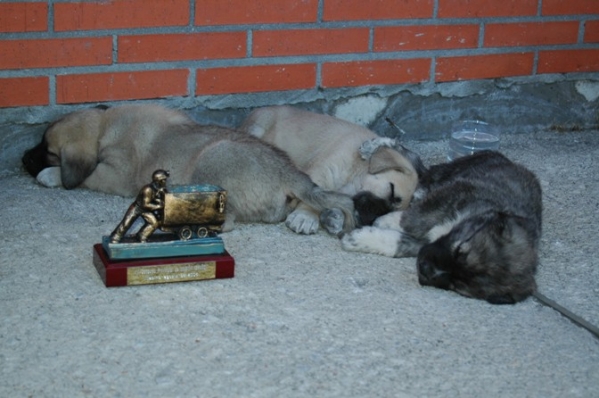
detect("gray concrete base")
(2, 130), (598, 397)
(2, 75), (599, 172)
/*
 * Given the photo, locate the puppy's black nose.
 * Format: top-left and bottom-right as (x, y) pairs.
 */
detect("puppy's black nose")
(352, 191), (392, 226)
(417, 259), (451, 289)
(22, 142), (49, 177)
(417, 259), (434, 284)
(22, 150), (41, 176)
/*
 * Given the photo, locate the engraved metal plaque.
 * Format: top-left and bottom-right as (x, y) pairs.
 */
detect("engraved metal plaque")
(127, 261), (217, 285)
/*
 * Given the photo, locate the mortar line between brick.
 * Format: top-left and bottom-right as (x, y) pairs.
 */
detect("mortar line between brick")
(112, 35), (118, 64)
(48, 75), (56, 106)
(247, 30), (253, 58)
(578, 21), (586, 44)
(188, 68), (196, 97)
(189, 0), (195, 27)
(47, 0), (55, 106)
(317, 0), (324, 23)
(316, 63), (322, 88)
(47, 0), (55, 34)
(479, 22), (485, 48)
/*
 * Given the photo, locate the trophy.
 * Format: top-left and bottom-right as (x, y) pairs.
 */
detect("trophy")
(93, 170), (235, 287)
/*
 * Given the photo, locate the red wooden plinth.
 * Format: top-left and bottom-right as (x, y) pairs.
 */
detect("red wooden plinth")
(93, 244), (234, 287)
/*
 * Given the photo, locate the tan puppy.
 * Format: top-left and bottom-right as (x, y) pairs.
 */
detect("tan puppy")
(241, 106), (419, 234)
(22, 104), (356, 234)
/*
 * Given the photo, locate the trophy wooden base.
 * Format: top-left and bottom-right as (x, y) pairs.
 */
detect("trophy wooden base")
(93, 244), (235, 287)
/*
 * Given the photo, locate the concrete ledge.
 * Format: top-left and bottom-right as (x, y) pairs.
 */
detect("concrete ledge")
(2, 76), (598, 171)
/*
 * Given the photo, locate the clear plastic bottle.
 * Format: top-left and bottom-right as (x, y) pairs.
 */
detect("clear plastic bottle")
(448, 120), (499, 161)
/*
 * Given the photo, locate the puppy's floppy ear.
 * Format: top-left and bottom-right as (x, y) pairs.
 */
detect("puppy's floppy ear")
(60, 143), (97, 189)
(359, 137), (397, 160)
(359, 137), (416, 175)
(368, 147), (400, 174)
(451, 212), (496, 252)
(496, 212), (539, 242)
(369, 147), (415, 175)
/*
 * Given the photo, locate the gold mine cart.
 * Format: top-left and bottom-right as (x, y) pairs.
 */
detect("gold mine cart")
(161, 184), (227, 240)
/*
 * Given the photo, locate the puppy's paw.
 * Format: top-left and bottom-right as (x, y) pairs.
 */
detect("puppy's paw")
(341, 227), (401, 257)
(373, 211), (403, 230)
(320, 208), (345, 236)
(36, 167), (63, 188)
(286, 209), (319, 235)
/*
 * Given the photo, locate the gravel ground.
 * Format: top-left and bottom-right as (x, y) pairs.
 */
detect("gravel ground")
(1, 131), (598, 398)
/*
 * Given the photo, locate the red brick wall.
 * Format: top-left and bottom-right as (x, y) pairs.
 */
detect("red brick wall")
(1, 0), (598, 108)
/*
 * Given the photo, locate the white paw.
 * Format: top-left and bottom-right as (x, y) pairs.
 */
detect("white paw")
(285, 209), (319, 234)
(341, 227), (401, 257)
(373, 211), (403, 230)
(36, 167), (63, 188)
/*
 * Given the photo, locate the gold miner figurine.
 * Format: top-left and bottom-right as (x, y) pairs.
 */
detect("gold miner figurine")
(110, 169), (170, 243)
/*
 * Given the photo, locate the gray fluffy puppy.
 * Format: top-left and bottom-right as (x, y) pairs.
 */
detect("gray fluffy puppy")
(342, 151), (542, 304)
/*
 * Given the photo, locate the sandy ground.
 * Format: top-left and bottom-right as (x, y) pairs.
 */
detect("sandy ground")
(1, 131), (598, 397)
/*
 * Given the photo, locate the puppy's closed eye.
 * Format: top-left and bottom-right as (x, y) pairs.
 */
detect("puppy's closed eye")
(388, 183), (403, 207)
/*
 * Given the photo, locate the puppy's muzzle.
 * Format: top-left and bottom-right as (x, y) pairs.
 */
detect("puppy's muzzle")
(417, 259), (452, 290)
(22, 142), (49, 177)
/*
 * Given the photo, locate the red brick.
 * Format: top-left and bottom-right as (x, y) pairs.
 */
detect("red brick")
(0, 3), (47, 33)
(55, 0), (188, 31)
(196, 64), (316, 95)
(538, 50), (599, 74)
(585, 20), (599, 43)
(323, 0), (433, 21)
(56, 70), (189, 104)
(374, 25), (479, 52)
(119, 33), (246, 63)
(321, 59), (431, 88)
(485, 22), (579, 47)
(253, 28), (369, 57)
(542, 0), (599, 16)
(438, 0), (537, 18)
(0, 77), (48, 108)
(435, 53), (534, 82)
(0, 38), (112, 70)
(196, 0), (317, 25)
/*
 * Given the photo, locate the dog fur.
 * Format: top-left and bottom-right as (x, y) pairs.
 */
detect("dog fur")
(22, 104), (356, 234)
(241, 105), (419, 234)
(341, 151), (543, 304)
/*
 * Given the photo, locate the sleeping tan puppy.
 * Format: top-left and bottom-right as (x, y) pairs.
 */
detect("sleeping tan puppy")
(22, 104), (356, 234)
(241, 106), (420, 234)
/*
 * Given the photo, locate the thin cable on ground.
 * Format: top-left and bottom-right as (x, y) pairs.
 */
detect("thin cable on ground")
(533, 291), (599, 340)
